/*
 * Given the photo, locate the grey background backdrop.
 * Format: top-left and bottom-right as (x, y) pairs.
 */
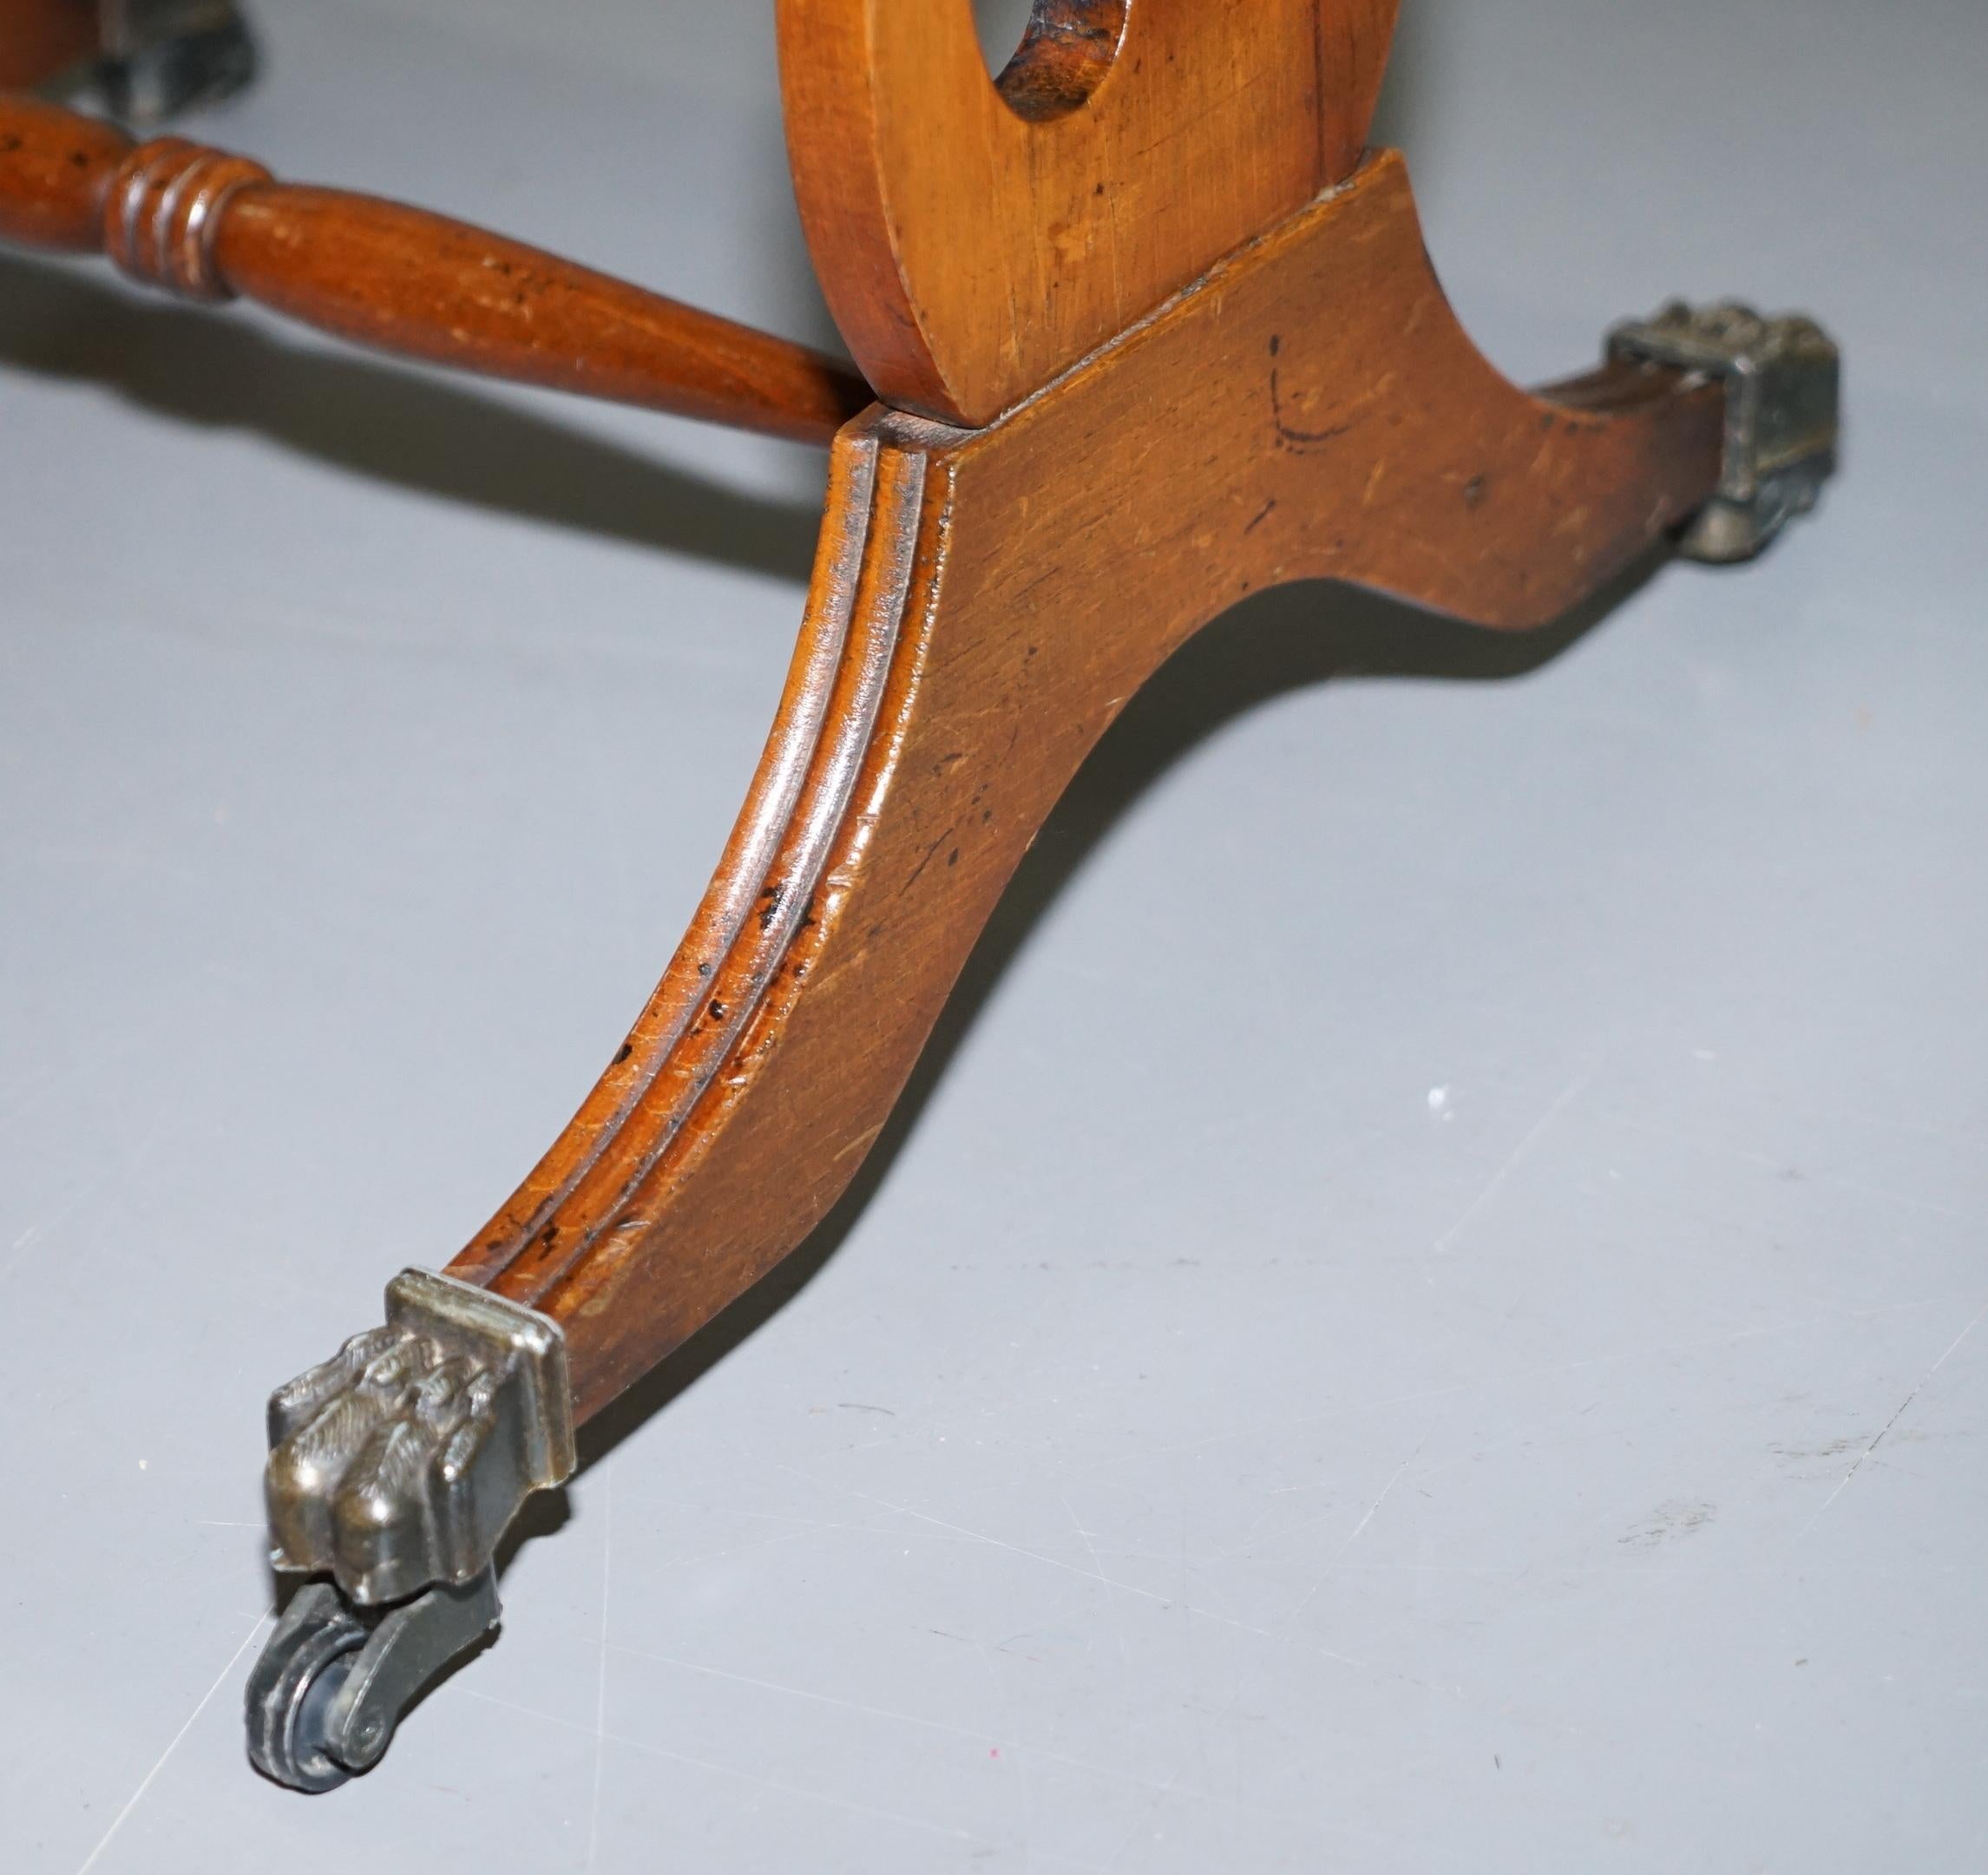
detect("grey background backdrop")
(3, 1), (1984, 1869)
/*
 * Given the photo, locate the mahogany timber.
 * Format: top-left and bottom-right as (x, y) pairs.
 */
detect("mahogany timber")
(0, 88), (121, 247)
(0, 0), (95, 90)
(778, 0), (1401, 426)
(443, 152), (1726, 1420)
(0, 92), (873, 444)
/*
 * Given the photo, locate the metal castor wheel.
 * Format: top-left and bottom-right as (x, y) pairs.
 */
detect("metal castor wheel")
(246, 1569), (501, 1793)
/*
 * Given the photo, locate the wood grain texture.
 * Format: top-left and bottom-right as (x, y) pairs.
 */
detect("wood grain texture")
(778, 0), (1401, 426)
(0, 0), (96, 90)
(443, 153), (1724, 1421)
(0, 92), (873, 443)
(0, 89), (122, 247)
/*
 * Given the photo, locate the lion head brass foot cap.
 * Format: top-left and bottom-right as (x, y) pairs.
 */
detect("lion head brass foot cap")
(1610, 301), (1841, 564)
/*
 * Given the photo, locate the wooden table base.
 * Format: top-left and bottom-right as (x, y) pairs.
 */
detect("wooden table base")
(0, 0), (1840, 1792)
(449, 151), (1729, 1421)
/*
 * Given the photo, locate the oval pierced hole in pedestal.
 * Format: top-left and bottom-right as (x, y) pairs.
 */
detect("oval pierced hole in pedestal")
(975, 0), (1132, 122)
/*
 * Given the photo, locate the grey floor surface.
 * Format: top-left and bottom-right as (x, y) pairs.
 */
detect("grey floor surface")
(3, 2), (1985, 1869)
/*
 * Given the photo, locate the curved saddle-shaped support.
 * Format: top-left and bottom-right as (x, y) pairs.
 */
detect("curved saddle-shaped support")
(450, 150), (1728, 1418)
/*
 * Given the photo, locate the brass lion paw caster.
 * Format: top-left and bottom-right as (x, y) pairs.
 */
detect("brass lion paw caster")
(245, 1271), (573, 1791)
(1611, 301), (1842, 563)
